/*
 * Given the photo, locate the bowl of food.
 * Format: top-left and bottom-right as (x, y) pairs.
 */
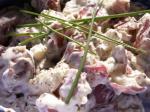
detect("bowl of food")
(0, 0), (150, 112)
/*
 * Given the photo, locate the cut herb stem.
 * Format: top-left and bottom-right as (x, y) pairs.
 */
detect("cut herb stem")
(65, 0), (99, 104)
(17, 22), (52, 28)
(7, 32), (43, 37)
(71, 9), (150, 23)
(19, 32), (49, 45)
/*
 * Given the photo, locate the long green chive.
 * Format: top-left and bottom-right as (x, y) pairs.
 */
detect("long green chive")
(17, 22), (52, 28)
(65, 0), (101, 104)
(71, 9), (150, 23)
(7, 32), (43, 37)
(21, 9), (150, 24)
(19, 32), (49, 45)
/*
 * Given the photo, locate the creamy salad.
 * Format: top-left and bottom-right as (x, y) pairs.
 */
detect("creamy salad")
(0, 0), (150, 112)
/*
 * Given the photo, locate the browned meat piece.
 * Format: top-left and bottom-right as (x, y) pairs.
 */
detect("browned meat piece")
(46, 34), (67, 64)
(45, 21), (67, 65)
(134, 14), (150, 51)
(110, 45), (128, 75)
(112, 45), (128, 64)
(92, 84), (116, 105)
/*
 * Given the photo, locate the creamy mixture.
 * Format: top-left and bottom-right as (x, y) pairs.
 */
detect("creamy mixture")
(0, 0), (150, 112)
